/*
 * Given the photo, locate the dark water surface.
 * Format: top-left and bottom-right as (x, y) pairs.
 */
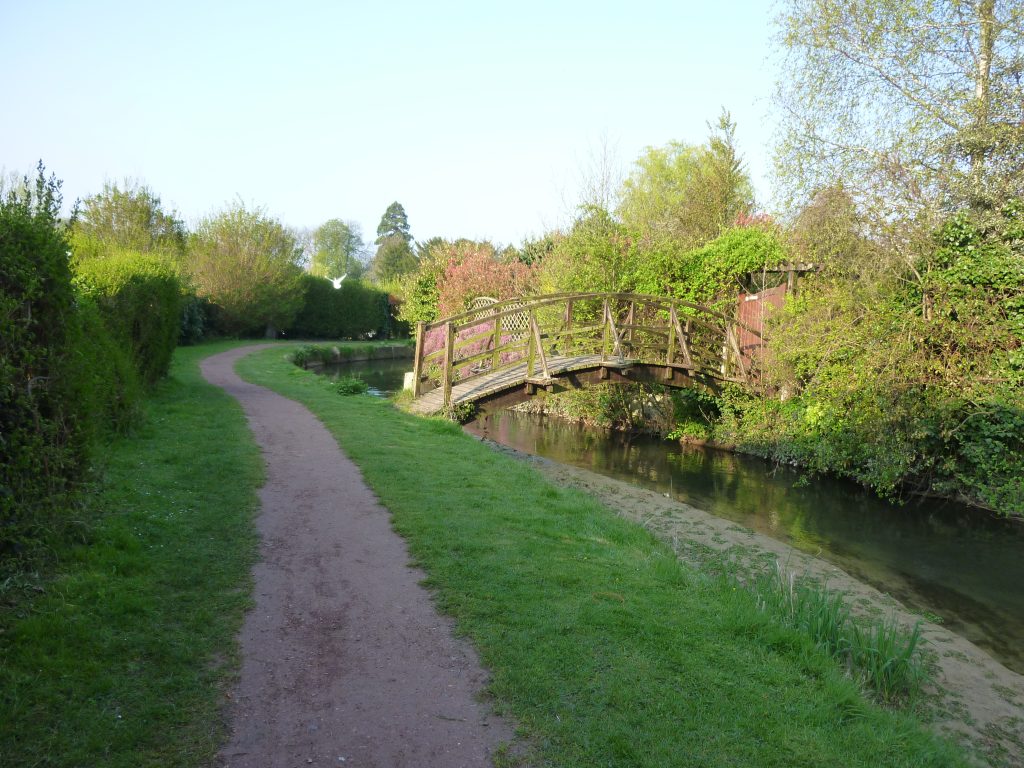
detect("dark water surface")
(465, 411), (1024, 674)
(321, 358), (411, 397)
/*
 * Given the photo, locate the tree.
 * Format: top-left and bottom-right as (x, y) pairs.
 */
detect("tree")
(370, 235), (417, 282)
(188, 203), (304, 336)
(375, 201), (412, 243)
(309, 219), (365, 279)
(775, 0), (1024, 224)
(787, 185), (879, 277)
(618, 112), (755, 249)
(538, 206), (637, 294)
(73, 180), (186, 257)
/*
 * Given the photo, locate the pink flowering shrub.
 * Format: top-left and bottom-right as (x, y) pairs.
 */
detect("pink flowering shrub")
(437, 247), (536, 317)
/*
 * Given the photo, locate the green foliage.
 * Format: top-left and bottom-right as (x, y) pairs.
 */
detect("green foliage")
(775, 0), (1024, 222)
(0, 166), (87, 561)
(179, 293), (211, 345)
(371, 234), (417, 282)
(72, 180), (186, 258)
(66, 297), (144, 438)
(399, 267), (443, 325)
(309, 218), (365, 279)
(713, 204), (1024, 515)
(618, 112), (754, 249)
(335, 375), (369, 396)
(667, 388), (720, 441)
(188, 203), (304, 336)
(538, 207), (637, 294)
(73, 250), (183, 385)
(375, 201), (412, 243)
(289, 275), (391, 339)
(635, 225), (787, 310)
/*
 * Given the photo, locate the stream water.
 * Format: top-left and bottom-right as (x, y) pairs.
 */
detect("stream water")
(321, 360), (1024, 673)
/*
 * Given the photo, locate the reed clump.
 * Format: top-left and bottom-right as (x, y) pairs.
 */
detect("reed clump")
(748, 561), (927, 703)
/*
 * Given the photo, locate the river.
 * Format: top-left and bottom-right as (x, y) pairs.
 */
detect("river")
(321, 359), (1024, 674)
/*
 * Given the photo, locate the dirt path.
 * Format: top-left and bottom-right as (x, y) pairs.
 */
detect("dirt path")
(202, 346), (512, 768)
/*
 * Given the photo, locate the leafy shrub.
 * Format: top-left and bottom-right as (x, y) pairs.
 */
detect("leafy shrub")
(65, 297), (144, 437)
(1, 168), (84, 560)
(188, 203), (304, 337)
(710, 204), (1024, 514)
(289, 275), (391, 339)
(290, 344), (335, 368)
(635, 225), (787, 310)
(73, 250), (182, 385)
(179, 293), (212, 345)
(335, 375), (369, 396)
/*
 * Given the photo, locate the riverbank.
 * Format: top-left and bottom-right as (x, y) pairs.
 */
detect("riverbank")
(238, 345), (971, 767)
(480, 441), (1024, 766)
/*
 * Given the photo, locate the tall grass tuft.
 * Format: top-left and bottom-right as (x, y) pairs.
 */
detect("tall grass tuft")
(749, 561), (926, 703)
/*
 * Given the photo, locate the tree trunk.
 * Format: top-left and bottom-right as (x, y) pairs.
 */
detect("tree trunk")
(970, 0), (997, 209)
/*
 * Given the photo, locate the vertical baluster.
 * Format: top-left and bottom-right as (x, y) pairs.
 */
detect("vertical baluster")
(412, 321), (425, 396)
(564, 299), (574, 354)
(665, 303), (676, 379)
(491, 310), (501, 369)
(442, 321), (455, 408)
(601, 297), (610, 362)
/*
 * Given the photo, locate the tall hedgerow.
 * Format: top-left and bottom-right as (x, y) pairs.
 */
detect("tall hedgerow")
(73, 250), (182, 385)
(288, 275), (391, 339)
(0, 167), (84, 559)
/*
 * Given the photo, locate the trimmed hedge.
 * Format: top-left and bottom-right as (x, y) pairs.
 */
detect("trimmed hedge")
(289, 275), (391, 339)
(1, 172), (84, 559)
(73, 250), (182, 385)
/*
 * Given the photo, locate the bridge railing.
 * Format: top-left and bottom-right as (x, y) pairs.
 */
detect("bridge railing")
(411, 293), (761, 407)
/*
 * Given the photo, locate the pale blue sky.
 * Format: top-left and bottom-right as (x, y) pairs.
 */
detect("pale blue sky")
(1, 1), (781, 247)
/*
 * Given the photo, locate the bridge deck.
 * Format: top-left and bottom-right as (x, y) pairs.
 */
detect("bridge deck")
(409, 354), (631, 415)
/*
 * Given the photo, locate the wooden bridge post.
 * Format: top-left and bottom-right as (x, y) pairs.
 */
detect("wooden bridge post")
(564, 299), (574, 353)
(442, 321), (455, 408)
(665, 303), (676, 379)
(601, 297), (610, 362)
(529, 312), (550, 379)
(726, 324), (748, 383)
(526, 310), (536, 377)
(412, 321), (425, 396)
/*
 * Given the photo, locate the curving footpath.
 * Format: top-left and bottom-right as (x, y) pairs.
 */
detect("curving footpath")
(202, 346), (512, 768)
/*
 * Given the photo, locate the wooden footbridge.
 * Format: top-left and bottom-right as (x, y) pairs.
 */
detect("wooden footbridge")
(409, 292), (762, 416)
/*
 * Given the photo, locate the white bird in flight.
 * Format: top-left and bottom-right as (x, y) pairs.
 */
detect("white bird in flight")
(329, 274), (348, 289)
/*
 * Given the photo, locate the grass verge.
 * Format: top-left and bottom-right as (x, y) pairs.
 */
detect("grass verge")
(0, 341), (263, 767)
(238, 345), (967, 768)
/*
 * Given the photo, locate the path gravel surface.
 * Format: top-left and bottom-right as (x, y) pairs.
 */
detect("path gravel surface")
(202, 346), (512, 768)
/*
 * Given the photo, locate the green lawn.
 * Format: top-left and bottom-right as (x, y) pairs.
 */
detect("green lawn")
(0, 342), (263, 767)
(238, 345), (968, 768)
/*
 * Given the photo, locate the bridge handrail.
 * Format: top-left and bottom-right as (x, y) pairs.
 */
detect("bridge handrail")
(421, 292), (761, 339)
(412, 291), (766, 406)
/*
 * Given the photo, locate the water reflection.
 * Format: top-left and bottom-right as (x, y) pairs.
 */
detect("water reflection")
(320, 358), (411, 397)
(467, 411), (1024, 673)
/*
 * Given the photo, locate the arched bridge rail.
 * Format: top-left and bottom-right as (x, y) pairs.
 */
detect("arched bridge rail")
(409, 292), (761, 416)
